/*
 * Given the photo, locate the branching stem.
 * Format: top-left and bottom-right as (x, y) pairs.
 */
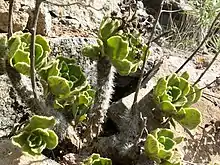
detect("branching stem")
(186, 77), (219, 98)
(203, 92), (220, 100)
(30, 0), (44, 99)
(131, 0), (165, 114)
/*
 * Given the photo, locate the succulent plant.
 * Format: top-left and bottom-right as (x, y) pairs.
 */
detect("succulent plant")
(98, 16), (121, 41)
(12, 115), (58, 156)
(82, 16), (149, 76)
(82, 153), (112, 165)
(6, 32), (95, 120)
(7, 32), (50, 75)
(153, 72), (202, 130)
(39, 56), (95, 119)
(144, 128), (183, 165)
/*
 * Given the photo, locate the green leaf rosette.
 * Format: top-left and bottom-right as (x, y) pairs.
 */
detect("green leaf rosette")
(144, 128), (183, 164)
(39, 56), (95, 120)
(8, 32), (50, 75)
(82, 16), (149, 76)
(12, 115), (58, 156)
(153, 72), (202, 129)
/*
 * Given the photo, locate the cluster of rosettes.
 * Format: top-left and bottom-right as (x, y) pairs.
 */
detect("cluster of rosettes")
(153, 72), (202, 130)
(7, 32), (95, 121)
(39, 56), (95, 120)
(82, 16), (150, 76)
(145, 128), (183, 165)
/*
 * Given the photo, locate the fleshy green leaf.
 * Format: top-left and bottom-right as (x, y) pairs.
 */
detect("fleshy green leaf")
(162, 138), (176, 150)
(30, 141), (47, 154)
(82, 45), (100, 60)
(192, 85), (202, 104)
(160, 101), (177, 114)
(38, 61), (54, 80)
(93, 158), (112, 165)
(56, 56), (76, 65)
(53, 99), (64, 109)
(68, 64), (86, 88)
(157, 129), (174, 139)
(22, 143), (40, 156)
(167, 73), (179, 86)
(173, 137), (184, 144)
(82, 153), (112, 165)
(180, 71), (189, 80)
(112, 59), (132, 76)
(35, 35), (51, 53)
(178, 77), (190, 96)
(47, 60), (60, 77)
(14, 62), (30, 75)
(185, 86), (196, 107)
(60, 61), (69, 73)
(12, 49), (30, 66)
(173, 96), (187, 107)
(12, 131), (29, 148)
(8, 32), (50, 76)
(44, 130), (58, 149)
(160, 92), (173, 102)
(48, 76), (71, 96)
(170, 86), (182, 101)
(20, 32), (31, 43)
(35, 43), (43, 65)
(158, 149), (173, 160)
(175, 108), (202, 130)
(99, 17), (121, 41)
(28, 135), (42, 148)
(78, 93), (90, 105)
(154, 78), (168, 97)
(27, 129), (48, 150)
(8, 36), (21, 58)
(145, 134), (160, 155)
(107, 36), (129, 61)
(173, 108), (186, 121)
(25, 115), (56, 131)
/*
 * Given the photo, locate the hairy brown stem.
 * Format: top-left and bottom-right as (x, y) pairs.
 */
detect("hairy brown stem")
(30, 0), (43, 99)
(131, 0), (165, 114)
(176, 12), (220, 73)
(193, 50), (220, 86)
(8, 0), (14, 39)
(84, 56), (115, 141)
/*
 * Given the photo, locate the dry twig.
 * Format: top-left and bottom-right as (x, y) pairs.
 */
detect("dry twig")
(131, 0), (165, 114)
(193, 50), (220, 86)
(176, 12), (220, 73)
(29, 0), (44, 100)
